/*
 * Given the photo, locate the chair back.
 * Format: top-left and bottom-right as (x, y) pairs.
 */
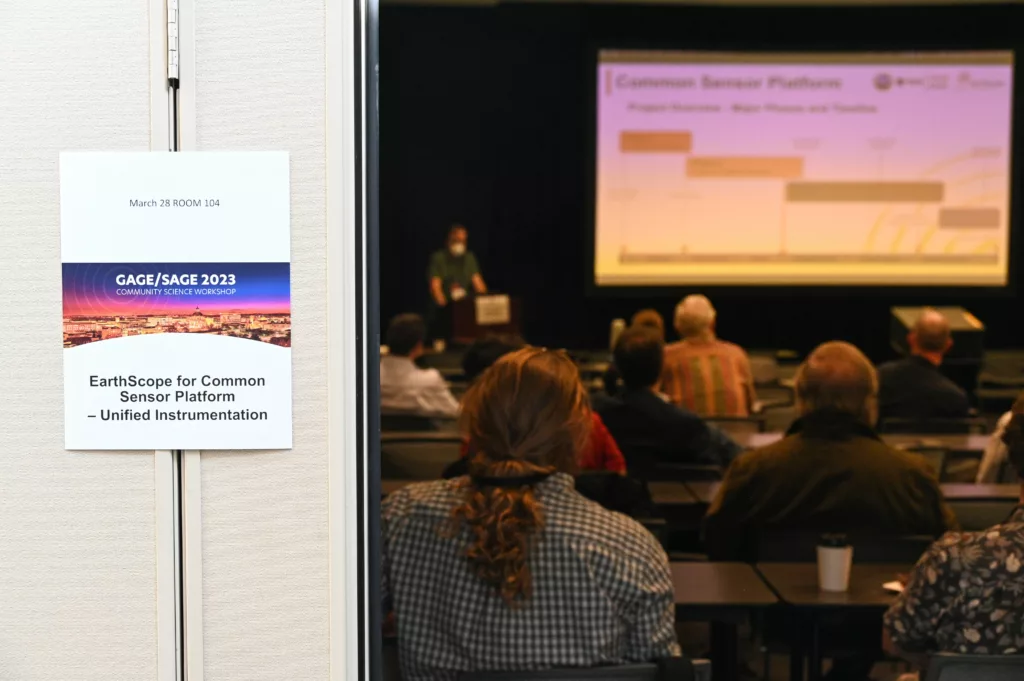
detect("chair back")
(652, 463), (724, 482)
(575, 472), (655, 518)
(705, 415), (767, 435)
(905, 447), (948, 481)
(381, 413), (457, 432)
(949, 500), (1018, 531)
(748, 354), (780, 386)
(756, 531), (934, 563)
(383, 639), (402, 681)
(380, 435), (462, 480)
(879, 417), (988, 435)
(458, 659), (710, 681)
(416, 351), (464, 372)
(996, 458), (1019, 484)
(925, 653), (1024, 681)
(636, 517), (669, 550)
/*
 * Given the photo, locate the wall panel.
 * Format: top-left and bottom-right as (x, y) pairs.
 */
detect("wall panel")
(193, 1), (331, 678)
(0, 1), (160, 679)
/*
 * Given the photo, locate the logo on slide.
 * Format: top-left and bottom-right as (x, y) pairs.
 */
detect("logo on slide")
(873, 73), (893, 91)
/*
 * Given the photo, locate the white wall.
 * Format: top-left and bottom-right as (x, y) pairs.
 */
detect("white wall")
(0, 2), (161, 679)
(192, 1), (332, 679)
(2, 2), (359, 678)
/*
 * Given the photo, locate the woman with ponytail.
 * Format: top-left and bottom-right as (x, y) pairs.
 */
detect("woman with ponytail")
(382, 347), (679, 680)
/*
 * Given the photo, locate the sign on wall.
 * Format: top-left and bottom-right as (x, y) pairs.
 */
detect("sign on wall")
(60, 152), (292, 450)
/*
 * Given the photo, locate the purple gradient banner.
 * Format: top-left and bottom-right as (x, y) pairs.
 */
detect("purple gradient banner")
(62, 262), (290, 348)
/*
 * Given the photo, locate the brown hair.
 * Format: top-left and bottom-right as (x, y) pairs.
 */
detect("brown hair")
(631, 308), (665, 340)
(447, 347), (591, 606)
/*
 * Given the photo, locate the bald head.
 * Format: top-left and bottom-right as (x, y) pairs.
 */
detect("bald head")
(795, 341), (879, 425)
(674, 294), (716, 339)
(910, 308), (952, 357)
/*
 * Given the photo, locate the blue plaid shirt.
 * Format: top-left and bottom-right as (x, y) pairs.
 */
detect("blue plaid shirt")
(382, 474), (680, 680)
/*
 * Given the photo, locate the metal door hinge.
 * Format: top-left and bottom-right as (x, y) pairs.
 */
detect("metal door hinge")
(168, 0), (179, 87)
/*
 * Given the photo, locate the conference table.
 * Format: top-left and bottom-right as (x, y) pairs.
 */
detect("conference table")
(732, 431), (990, 453)
(382, 479), (1018, 506)
(941, 483), (1019, 500)
(671, 562), (778, 681)
(378, 431), (991, 451)
(756, 563), (910, 681)
(671, 561), (912, 681)
(684, 481), (1019, 506)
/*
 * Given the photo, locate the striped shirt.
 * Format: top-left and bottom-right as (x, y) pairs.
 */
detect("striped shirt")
(660, 338), (754, 417)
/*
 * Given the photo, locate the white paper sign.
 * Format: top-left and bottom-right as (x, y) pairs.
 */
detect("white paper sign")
(60, 151), (292, 450)
(475, 294), (511, 326)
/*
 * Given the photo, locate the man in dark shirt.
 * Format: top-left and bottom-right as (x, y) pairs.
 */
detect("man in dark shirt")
(705, 340), (956, 562)
(705, 341), (957, 680)
(877, 308), (970, 425)
(593, 326), (740, 478)
(426, 224), (487, 342)
(427, 224), (486, 308)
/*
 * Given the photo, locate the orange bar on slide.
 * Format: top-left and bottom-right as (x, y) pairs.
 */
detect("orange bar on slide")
(687, 156), (803, 178)
(787, 182), (944, 202)
(620, 131), (692, 153)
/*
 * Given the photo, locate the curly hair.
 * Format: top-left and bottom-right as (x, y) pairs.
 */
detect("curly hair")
(446, 347), (591, 606)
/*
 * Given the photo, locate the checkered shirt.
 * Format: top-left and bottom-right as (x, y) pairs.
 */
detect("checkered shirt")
(382, 473), (680, 681)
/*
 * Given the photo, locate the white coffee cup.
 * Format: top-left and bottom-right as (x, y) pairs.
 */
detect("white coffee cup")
(817, 536), (853, 592)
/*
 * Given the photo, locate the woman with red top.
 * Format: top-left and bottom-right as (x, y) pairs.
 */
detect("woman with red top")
(454, 335), (626, 475)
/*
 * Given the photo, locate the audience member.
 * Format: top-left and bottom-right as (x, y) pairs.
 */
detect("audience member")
(453, 334), (626, 475)
(976, 392), (1024, 482)
(594, 326), (741, 476)
(877, 308), (970, 425)
(382, 348), (680, 678)
(705, 341), (956, 680)
(380, 313), (459, 418)
(661, 294), (757, 417)
(885, 410), (1024, 666)
(460, 333), (527, 382)
(603, 309), (666, 394)
(631, 308), (665, 341)
(705, 341), (956, 562)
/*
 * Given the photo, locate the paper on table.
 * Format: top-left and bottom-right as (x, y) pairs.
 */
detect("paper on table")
(883, 581), (904, 594)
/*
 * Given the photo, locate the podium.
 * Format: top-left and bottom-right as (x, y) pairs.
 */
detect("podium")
(890, 306), (984, 361)
(451, 294), (522, 345)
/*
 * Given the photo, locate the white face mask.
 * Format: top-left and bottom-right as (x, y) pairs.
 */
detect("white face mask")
(449, 242), (466, 257)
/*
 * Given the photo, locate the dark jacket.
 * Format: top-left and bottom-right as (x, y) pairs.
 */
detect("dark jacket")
(704, 410), (958, 561)
(877, 356), (970, 423)
(592, 389), (740, 477)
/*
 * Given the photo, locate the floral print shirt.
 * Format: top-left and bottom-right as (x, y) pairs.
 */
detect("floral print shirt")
(885, 507), (1024, 654)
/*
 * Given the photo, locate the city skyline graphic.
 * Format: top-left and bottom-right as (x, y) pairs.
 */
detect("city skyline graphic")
(63, 262), (290, 348)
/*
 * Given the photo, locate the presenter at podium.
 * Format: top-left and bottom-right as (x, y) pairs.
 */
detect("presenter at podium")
(428, 224), (487, 308)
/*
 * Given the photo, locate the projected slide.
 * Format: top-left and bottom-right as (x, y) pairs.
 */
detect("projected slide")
(594, 51), (1014, 286)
